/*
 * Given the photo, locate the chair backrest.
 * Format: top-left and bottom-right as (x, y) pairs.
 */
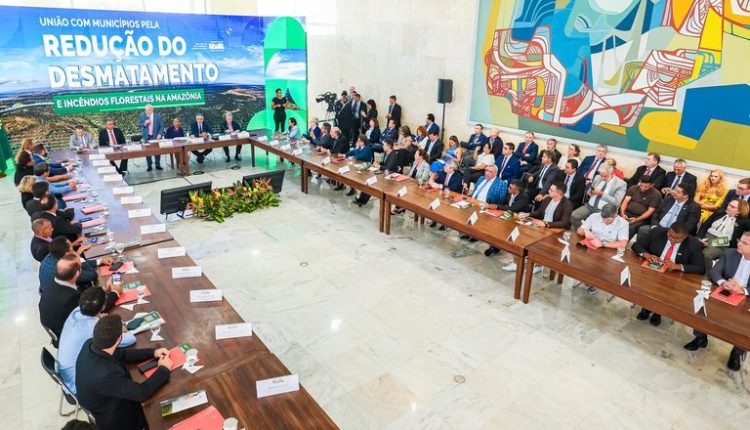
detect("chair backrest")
(43, 324), (59, 347)
(81, 406), (97, 426)
(40, 347), (77, 405)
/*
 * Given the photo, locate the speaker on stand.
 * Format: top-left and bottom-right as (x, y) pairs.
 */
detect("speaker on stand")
(437, 79), (453, 142)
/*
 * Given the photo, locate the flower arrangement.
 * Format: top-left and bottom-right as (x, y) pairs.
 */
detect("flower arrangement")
(188, 179), (279, 223)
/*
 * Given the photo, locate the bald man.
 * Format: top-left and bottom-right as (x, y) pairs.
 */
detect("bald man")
(30, 218), (53, 262)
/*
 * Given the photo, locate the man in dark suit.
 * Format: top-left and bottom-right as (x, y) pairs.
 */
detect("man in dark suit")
(627, 152), (666, 190)
(30, 218), (53, 262)
(336, 96), (355, 143)
(496, 142), (521, 182)
(76, 314), (171, 430)
(719, 178), (750, 211)
(189, 114), (214, 164)
(661, 159), (697, 197)
(349, 93), (367, 142)
(467, 124), (488, 150)
(31, 197), (82, 242)
(537, 138), (561, 166)
(313, 122), (333, 149)
(25, 181), (75, 220)
(578, 144), (608, 184)
(486, 128), (504, 158)
(138, 104), (164, 171)
(423, 130), (443, 162)
(39, 237), (108, 293)
(485, 180), (531, 256)
(514, 131), (539, 174)
(386, 95), (401, 128)
(528, 182), (573, 229)
(424, 113), (439, 136)
(632, 222), (705, 326)
(561, 159), (585, 209)
(38, 254), (118, 343)
(98, 119), (127, 173)
(527, 150), (564, 203)
(683, 231), (750, 370)
(354, 139), (401, 206)
(641, 183), (700, 235)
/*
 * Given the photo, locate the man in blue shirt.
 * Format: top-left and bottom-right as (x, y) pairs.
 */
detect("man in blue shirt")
(467, 124), (488, 150)
(34, 163), (75, 195)
(32, 143), (70, 176)
(58, 287), (136, 394)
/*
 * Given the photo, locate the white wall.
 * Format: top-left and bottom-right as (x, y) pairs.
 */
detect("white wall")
(3, 0), (745, 184)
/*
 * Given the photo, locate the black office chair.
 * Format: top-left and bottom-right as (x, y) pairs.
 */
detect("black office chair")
(81, 405), (97, 427)
(130, 134), (143, 142)
(40, 347), (80, 417)
(42, 324), (59, 348)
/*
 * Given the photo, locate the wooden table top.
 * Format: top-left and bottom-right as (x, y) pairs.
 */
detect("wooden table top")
(525, 232), (750, 350)
(143, 353), (338, 430)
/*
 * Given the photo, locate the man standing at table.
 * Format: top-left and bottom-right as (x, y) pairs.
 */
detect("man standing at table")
(138, 104), (163, 171)
(683, 231), (750, 370)
(632, 222), (705, 326)
(98, 119), (127, 174)
(386, 95), (401, 128)
(76, 314), (171, 430)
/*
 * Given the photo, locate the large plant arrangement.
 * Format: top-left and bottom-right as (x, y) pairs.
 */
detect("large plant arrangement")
(188, 179), (279, 223)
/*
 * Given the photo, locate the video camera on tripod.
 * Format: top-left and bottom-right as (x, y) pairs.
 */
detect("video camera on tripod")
(315, 91), (338, 122)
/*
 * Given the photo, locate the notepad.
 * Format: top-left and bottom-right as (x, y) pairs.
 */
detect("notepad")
(62, 193), (86, 202)
(100, 261), (135, 276)
(710, 287), (746, 306)
(81, 218), (105, 229)
(115, 285), (152, 305)
(138, 343), (189, 377)
(81, 204), (106, 215)
(168, 405), (224, 429)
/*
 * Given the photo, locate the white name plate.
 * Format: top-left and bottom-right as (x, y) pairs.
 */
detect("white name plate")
(190, 289), (223, 303)
(280, 144), (292, 151)
(172, 266), (202, 279)
(237, 131), (250, 138)
(103, 174), (123, 182)
(124, 144), (142, 151)
(508, 226), (520, 242)
(256, 374), (300, 399)
(89, 154), (106, 160)
(292, 148), (304, 156)
(468, 211), (479, 225)
(92, 160), (110, 166)
(190, 137), (204, 144)
(366, 176), (378, 186)
(428, 198), (441, 210)
(113, 186), (134, 195)
(269, 140), (279, 147)
(218, 134), (232, 141)
(128, 208), (152, 218)
(397, 186), (408, 197)
(140, 224), (166, 235)
(158, 246), (186, 259)
(159, 140), (174, 148)
(97, 147), (114, 154)
(97, 166), (117, 174)
(120, 196), (143, 205)
(338, 166), (351, 174)
(321, 157), (331, 165)
(215, 322), (253, 340)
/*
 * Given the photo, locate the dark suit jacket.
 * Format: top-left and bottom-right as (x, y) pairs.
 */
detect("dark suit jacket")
(98, 128), (126, 146)
(563, 172), (586, 208)
(498, 190), (531, 213)
(467, 133), (488, 150)
(529, 163), (564, 195)
(367, 128), (381, 145)
(424, 139), (443, 162)
(435, 171), (464, 193)
(380, 150), (402, 173)
(496, 154), (521, 182)
(190, 121), (213, 137)
(380, 127), (398, 143)
(30, 237), (51, 262)
(336, 101), (355, 130)
(31, 211), (82, 242)
(720, 190), (750, 211)
(514, 142), (539, 166)
(663, 171), (697, 194)
(650, 196), (701, 233)
(530, 197), (573, 229)
(330, 135), (350, 155)
(577, 156), (606, 181)
(698, 210), (750, 248)
(387, 103), (402, 127)
(710, 249), (750, 294)
(26, 198), (75, 220)
(76, 339), (169, 430)
(536, 148), (561, 165)
(39, 281), (117, 341)
(350, 100), (367, 127)
(487, 137), (504, 158)
(627, 165), (667, 189)
(631, 226), (705, 274)
(317, 133), (333, 149)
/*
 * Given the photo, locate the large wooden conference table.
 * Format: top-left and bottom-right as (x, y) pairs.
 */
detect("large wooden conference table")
(522, 232), (750, 352)
(53, 150), (337, 429)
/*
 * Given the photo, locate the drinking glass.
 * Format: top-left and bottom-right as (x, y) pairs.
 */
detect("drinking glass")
(700, 280), (712, 291)
(616, 246), (626, 258)
(185, 349), (198, 367)
(115, 242), (125, 258)
(563, 231), (572, 242)
(223, 417), (239, 430)
(149, 321), (161, 338)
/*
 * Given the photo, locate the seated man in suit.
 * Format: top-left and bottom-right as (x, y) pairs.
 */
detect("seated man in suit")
(460, 165), (508, 242)
(426, 160), (464, 229)
(561, 159), (585, 209)
(32, 144), (70, 177)
(379, 119), (399, 147)
(26, 181), (75, 220)
(467, 123), (488, 150)
(69, 125), (95, 151)
(76, 315), (171, 430)
(30, 218), (53, 262)
(423, 130), (443, 162)
(189, 113), (214, 164)
(527, 150), (564, 203)
(632, 222), (705, 326)
(58, 287), (137, 394)
(683, 231), (750, 370)
(220, 111), (243, 161)
(719, 178), (750, 211)
(31, 196), (82, 242)
(39, 236), (111, 293)
(486, 128), (504, 158)
(627, 152), (666, 190)
(619, 175), (663, 238)
(570, 166), (627, 230)
(35, 162), (76, 197)
(578, 144), (608, 185)
(485, 180), (531, 256)
(39, 254), (119, 343)
(536, 138), (561, 166)
(98, 119), (128, 174)
(344, 135), (375, 196)
(637, 183), (700, 238)
(514, 131), (539, 174)
(661, 159), (696, 198)
(497, 142), (521, 182)
(698, 198), (750, 270)
(424, 113), (439, 136)
(354, 139), (401, 206)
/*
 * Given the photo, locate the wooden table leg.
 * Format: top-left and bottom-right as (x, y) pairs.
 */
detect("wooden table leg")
(557, 273), (564, 284)
(549, 270), (556, 280)
(301, 166), (308, 194)
(514, 255), (524, 300)
(251, 144), (256, 167)
(378, 198), (385, 233)
(383, 198), (392, 235)
(182, 150), (190, 176)
(521, 259), (535, 303)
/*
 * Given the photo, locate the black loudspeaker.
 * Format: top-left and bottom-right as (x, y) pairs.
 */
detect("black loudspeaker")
(437, 79), (453, 104)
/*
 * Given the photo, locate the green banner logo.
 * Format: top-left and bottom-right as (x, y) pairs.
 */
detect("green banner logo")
(52, 88), (205, 114)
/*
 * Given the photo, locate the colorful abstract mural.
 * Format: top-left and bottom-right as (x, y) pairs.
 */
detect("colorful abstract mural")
(470, 0), (750, 170)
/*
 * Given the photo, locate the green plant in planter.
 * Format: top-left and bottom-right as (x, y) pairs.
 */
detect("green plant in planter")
(189, 179), (279, 223)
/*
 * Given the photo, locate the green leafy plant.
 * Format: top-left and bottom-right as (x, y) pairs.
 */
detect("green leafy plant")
(188, 179), (279, 223)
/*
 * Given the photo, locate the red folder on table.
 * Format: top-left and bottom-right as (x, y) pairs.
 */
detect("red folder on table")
(115, 286), (152, 305)
(641, 259), (668, 273)
(99, 261), (134, 276)
(331, 156), (346, 163)
(388, 174), (409, 182)
(139, 344), (189, 377)
(81, 218), (105, 229)
(484, 209), (503, 217)
(576, 238), (600, 250)
(169, 406), (224, 430)
(63, 193), (86, 202)
(81, 204), (106, 215)
(710, 287), (746, 306)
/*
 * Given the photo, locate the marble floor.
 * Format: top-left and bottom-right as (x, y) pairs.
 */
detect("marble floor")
(2, 158), (749, 429)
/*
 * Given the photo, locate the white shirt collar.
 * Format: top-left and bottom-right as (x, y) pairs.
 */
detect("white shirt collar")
(54, 277), (78, 290)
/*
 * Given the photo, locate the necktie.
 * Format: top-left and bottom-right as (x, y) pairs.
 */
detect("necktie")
(522, 144), (528, 155)
(585, 159), (601, 179)
(645, 168), (652, 177)
(500, 156), (508, 174)
(564, 175), (572, 197)
(473, 179), (491, 200)
(592, 180), (608, 209)
(665, 203), (680, 226)
(148, 115), (153, 136)
(663, 243), (675, 262)
(444, 173), (450, 187)
(671, 175), (681, 189)
(509, 194), (516, 206)
(426, 140), (435, 155)
(538, 166), (548, 189)
(199, 124), (203, 134)
(108, 130), (116, 145)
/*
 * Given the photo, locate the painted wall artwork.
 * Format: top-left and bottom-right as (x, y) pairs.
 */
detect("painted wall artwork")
(470, 0), (749, 170)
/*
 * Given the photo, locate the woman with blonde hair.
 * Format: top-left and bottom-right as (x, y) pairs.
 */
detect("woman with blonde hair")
(17, 175), (37, 208)
(13, 138), (36, 185)
(695, 169), (727, 222)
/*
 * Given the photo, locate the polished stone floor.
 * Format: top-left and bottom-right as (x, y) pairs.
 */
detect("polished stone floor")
(2, 158), (749, 429)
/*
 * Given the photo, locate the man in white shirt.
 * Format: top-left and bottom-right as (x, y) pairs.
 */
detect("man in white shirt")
(576, 204), (629, 249)
(684, 231), (750, 370)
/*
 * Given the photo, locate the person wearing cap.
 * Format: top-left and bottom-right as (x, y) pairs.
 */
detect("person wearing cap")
(619, 174), (663, 238)
(76, 314), (172, 430)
